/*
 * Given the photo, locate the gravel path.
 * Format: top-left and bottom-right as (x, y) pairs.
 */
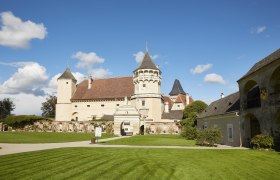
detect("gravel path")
(0, 136), (248, 156)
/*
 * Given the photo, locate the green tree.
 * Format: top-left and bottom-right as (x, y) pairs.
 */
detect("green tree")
(41, 96), (57, 118)
(0, 98), (15, 119)
(181, 100), (208, 140)
(183, 100), (208, 119)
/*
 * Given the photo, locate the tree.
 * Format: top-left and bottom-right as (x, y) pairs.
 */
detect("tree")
(181, 100), (208, 139)
(41, 95), (57, 118)
(0, 98), (15, 119)
(183, 100), (208, 119)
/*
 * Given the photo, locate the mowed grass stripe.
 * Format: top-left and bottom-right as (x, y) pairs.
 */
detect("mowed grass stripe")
(1, 149), (85, 177)
(0, 132), (115, 143)
(1, 148), (280, 179)
(102, 134), (196, 146)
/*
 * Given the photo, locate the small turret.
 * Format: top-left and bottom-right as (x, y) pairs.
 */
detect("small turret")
(57, 67), (77, 104)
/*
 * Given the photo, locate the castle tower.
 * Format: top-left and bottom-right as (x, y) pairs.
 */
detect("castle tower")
(55, 67), (77, 121)
(169, 79), (186, 102)
(131, 51), (162, 122)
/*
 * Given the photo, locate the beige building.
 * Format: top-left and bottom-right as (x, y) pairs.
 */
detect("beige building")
(198, 48), (280, 148)
(55, 51), (193, 135)
(197, 92), (242, 147)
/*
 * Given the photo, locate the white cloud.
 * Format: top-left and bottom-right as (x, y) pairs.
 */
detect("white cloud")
(0, 11), (47, 48)
(133, 51), (159, 64)
(191, 64), (213, 74)
(72, 51), (105, 73)
(204, 73), (226, 84)
(91, 68), (112, 78)
(0, 93), (45, 115)
(0, 62), (48, 95)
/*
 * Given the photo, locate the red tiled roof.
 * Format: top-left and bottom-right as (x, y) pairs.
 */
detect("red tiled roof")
(71, 76), (134, 100)
(175, 94), (186, 105)
(174, 94), (194, 106)
(163, 96), (173, 109)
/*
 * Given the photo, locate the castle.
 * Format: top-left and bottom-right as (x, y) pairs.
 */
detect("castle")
(55, 51), (193, 135)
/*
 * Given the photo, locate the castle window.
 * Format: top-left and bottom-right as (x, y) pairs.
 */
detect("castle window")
(142, 100), (145, 106)
(116, 104), (119, 106)
(87, 105), (90, 107)
(66, 82), (68, 84)
(101, 104), (104, 107)
(177, 105), (180, 107)
(227, 124), (233, 142)
(143, 84), (146, 87)
(75, 117), (78, 121)
(75, 105), (77, 108)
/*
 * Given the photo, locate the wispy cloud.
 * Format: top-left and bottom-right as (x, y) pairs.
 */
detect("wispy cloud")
(0, 11), (47, 49)
(204, 73), (226, 84)
(251, 26), (267, 34)
(191, 64), (213, 74)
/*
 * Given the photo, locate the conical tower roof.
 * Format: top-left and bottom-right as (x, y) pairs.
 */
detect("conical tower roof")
(169, 79), (186, 96)
(58, 67), (77, 82)
(134, 51), (159, 72)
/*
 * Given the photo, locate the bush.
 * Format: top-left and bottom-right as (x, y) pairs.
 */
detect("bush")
(155, 126), (162, 134)
(196, 128), (222, 146)
(251, 134), (274, 149)
(181, 126), (198, 140)
(2, 115), (48, 128)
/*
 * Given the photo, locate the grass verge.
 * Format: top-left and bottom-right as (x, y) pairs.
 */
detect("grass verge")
(102, 134), (196, 146)
(0, 132), (115, 143)
(0, 148), (279, 179)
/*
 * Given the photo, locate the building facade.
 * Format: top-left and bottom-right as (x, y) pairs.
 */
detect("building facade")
(55, 51), (193, 135)
(198, 48), (280, 148)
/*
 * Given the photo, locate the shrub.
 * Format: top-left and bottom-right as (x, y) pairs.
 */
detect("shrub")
(181, 126), (198, 140)
(2, 115), (48, 128)
(251, 134), (274, 149)
(155, 126), (162, 134)
(196, 128), (222, 146)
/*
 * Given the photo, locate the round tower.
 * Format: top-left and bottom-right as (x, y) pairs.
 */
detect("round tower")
(131, 51), (162, 122)
(56, 67), (77, 121)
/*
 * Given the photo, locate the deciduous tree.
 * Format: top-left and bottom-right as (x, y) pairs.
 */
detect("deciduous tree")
(41, 96), (57, 118)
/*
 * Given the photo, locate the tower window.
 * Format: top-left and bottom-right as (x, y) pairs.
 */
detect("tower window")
(116, 104), (120, 106)
(87, 105), (90, 107)
(143, 84), (146, 87)
(66, 82), (68, 84)
(75, 105), (77, 108)
(142, 100), (145, 106)
(101, 104), (104, 107)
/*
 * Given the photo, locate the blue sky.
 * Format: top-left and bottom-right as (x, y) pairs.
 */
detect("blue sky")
(0, 0), (279, 115)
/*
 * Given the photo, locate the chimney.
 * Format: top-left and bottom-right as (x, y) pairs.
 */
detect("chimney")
(186, 93), (190, 105)
(164, 102), (169, 113)
(221, 93), (224, 99)
(88, 76), (92, 89)
(125, 96), (128, 105)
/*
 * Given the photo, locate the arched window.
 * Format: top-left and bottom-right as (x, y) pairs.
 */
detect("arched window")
(244, 80), (261, 109)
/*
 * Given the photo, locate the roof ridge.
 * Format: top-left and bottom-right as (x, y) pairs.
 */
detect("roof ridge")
(91, 76), (132, 80)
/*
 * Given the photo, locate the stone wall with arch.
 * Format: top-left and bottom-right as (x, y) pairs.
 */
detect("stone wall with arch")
(238, 57), (280, 148)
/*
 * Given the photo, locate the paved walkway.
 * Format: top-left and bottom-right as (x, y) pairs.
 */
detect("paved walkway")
(0, 136), (248, 156)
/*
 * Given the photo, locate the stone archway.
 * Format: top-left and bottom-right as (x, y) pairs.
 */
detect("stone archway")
(140, 125), (144, 135)
(270, 66), (280, 94)
(243, 80), (261, 109)
(244, 113), (261, 146)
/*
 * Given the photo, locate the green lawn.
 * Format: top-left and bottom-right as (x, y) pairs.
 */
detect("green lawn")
(0, 148), (279, 179)
(0, 132), (115, 143)
(102, 134), (196, 146)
